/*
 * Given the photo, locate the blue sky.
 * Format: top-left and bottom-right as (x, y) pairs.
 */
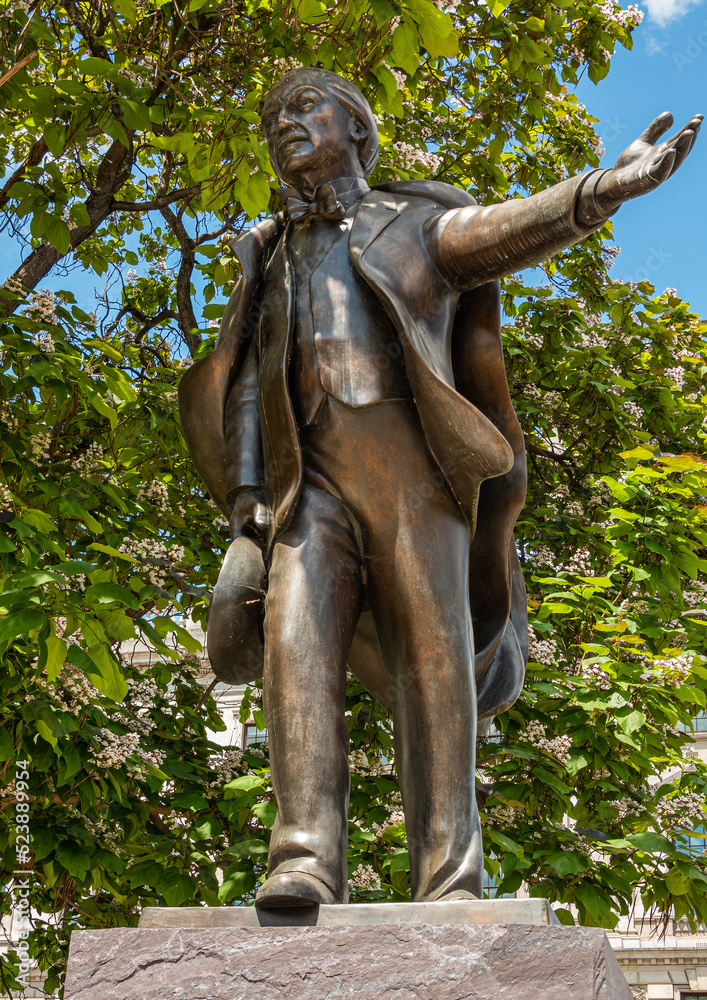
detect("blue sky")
(575, 0), (707, 314)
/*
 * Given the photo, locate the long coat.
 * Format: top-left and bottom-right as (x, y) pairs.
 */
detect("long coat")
(180, 174), (598, 721)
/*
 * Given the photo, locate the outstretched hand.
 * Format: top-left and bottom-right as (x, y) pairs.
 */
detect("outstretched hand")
(595, 112), (702, 214)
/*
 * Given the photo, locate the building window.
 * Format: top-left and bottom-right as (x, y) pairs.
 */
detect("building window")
(243, 723), (267, 748)
(483, 862), (516, 900)
(682, 824), (707, 857)
(678, 709), (707, 732)
(681, 994), (707, 999)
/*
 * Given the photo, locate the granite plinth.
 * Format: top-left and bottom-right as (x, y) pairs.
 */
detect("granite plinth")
(138, 897), (559, 929)
(64, 923), (632, 1000)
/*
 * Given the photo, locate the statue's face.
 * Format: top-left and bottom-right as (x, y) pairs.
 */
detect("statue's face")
(262, 82), (364, 187)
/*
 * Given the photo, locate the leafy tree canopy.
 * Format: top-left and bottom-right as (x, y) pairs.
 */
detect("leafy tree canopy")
(0, 0), (706, 993)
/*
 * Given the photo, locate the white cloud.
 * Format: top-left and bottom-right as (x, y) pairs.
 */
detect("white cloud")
(642, 0), (703, 25)
(645, 35), (667, 52)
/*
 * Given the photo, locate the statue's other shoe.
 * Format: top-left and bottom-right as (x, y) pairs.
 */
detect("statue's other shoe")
(437, 889), (479, 902)
(254, 871), (337, 909)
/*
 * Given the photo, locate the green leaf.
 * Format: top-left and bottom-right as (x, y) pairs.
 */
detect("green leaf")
(0, 607), (46, 644)
(194, 816), (223, 840)
(615, 708), (646, 735)
(38, 634), (68, 683)
(666, 867), (692, 895)
(172, 792), (210, 810)
(66, 644), (128, 702)
(406, 0), (458, 57)
(59, 498), (103, 533)
(368, 0), (399, 26)
(43, 123), (66, 158)
(114, 0), (138, 23)
(0, 727), (14, 761)
(31, 827), (56, 862)
(224, 774), (266, 795)
(160, 867), (196, 906)
(239, 171), (272, 220)
(574, 883), (612, 923)
(546, 851), (590, 877)
(56, 841), (91, 879)
(218, 868), (256, 902)
(628, 832), (674, 854)
(126, 860), (165, 886)
(85, 583), (140, 609)
(252, 798), (277, 827)
(20, 509), (56, 534)
(391, 22), (420, 76)
(57, 741), (82, 783)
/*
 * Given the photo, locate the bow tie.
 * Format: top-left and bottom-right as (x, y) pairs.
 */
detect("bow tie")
(277, 183), (346, 224)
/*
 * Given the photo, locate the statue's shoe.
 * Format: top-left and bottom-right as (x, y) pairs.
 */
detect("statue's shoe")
(437, 889), (479, 902)
(254, 871), (337, 909)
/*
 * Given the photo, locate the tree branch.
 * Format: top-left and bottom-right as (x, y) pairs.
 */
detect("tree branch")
(112, 185), (200, 212)
(0, 50), (38, 89)
(525, 442), (577, 465)
(160, 203), (200, 355)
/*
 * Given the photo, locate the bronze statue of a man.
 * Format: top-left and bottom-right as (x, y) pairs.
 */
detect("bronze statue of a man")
(179, 68), (701, 908)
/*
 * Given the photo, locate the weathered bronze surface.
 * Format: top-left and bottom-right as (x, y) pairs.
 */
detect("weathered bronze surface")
(179, 68), (701, 908)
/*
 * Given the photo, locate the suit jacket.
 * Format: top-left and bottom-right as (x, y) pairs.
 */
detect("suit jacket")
(179, 173), (604, 720)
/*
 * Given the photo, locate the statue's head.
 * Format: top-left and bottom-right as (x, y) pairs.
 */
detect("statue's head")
(262, 68), (378, 189)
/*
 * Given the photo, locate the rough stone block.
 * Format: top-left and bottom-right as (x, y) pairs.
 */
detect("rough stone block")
(64, 922), (632, 1000)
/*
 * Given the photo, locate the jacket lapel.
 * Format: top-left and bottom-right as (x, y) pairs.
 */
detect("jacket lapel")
(349, 189), (400, 267)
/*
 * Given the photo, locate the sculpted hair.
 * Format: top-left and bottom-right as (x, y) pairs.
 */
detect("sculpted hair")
(263, 68), (379, 179)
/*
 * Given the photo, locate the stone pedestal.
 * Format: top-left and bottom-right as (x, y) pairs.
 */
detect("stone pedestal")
(64, 901), (631, 1000)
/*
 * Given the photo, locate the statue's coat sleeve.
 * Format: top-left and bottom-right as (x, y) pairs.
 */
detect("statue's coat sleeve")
(426, 170), (606, 290)
(178, 216), (283, 514)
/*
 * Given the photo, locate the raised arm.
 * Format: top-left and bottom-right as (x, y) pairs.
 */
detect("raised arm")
(426, 170), (608, 290)
(427, 112), (702, 291)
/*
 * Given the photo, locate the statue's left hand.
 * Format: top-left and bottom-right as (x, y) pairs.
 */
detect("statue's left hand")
(594, 112), (702, 214)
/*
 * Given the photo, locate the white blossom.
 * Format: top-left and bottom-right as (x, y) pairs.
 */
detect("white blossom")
(139, 479), (169, 514)
(567, 546), (592, 576)
(23, 288), (57, 325)
(32, 431), (52, 461)
(0, 404), (18, 431)
(622, 400), (643, 421)
(664, 366), (685, 389)
(1, 276), (26, 298)
(273, 56), (303, 73)
(522, 720), (571, 763)
(640, 653), (693, 686)
(38, 665), (100, 714)
(0, 484), (14, 509)
(528, 628), (558, 666)
(349, 863), (381, 892)
(117, 537), (185, 586)
(32, 332), (55, 352)
(91, 729), (165, 777)
(388, 67), (407, 90)
(598, 1), (644, 25)
(390, 142), (442, 174)
(581, 662), (612, 690)
(207, 748), (248, 787)
(657, 791), (705, 828)
(71, 442), (104, 474)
